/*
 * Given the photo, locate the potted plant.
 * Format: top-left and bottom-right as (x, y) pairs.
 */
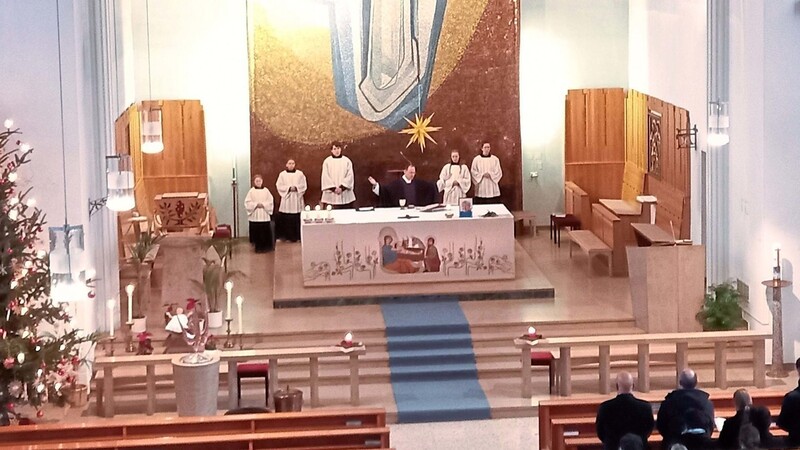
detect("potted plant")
(127, 223), (164, 332)
(193, 240), (244, 329)
(696, 282), (747, 331)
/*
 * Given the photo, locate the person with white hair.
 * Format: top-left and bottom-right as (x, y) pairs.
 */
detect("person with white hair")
(595, 372), (654, 450)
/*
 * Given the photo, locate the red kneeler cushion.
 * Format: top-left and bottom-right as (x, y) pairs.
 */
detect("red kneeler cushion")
(531, 351), (555, 365)
(238, 362), (269, 376)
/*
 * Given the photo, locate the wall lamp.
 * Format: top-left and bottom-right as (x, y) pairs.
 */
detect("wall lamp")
(676, 125), (698, 150)
(89, 154), (135, 217)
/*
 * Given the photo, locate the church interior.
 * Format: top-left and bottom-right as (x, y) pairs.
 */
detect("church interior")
(1, 0), (800, 449)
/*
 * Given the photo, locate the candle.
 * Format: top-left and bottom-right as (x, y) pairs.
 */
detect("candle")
(125, 284), (135, 323)
(3, 118), (13, 129)
(106, 299), (116, 338)
(235, 296), (244, 334)
(344, 332), (353, 344)
(224, 280), (234, 320)
(527, 326), (536, 338)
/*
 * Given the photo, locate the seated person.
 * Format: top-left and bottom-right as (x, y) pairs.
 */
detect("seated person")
(595, 372), (654, 450)
(777, 357), (800, 447)
(368, 164), (437, 208)
(656, 369), (714, 449)
(717, 389), (774, 449)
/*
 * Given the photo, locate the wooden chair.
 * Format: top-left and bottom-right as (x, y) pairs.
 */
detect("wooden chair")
(531, 350), (558, 394)
(237, 362), (270, 406)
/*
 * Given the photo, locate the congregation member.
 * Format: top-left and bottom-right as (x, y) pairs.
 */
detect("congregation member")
(595, 372), (654, 450)
(244, 174), (274, 253)
(275, 158), (307, 242)
(368, 163), (437, 208)
(656, 369), (715, 450)
(321, 141), (355, 208)
(777, 357), (800, 447)
(470, 140), (502, 204)
(437, 149), (471, 205)
(717, 389), (774, 449)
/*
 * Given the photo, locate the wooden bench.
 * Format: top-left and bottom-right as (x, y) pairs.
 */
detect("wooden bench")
(540, 390), (787, 450)
(0, 408), (389, 449)
(519, 330), (768, 397)
(512, 210), (537, 236)
(566, 230), (612, 276)
(94, 345), (366, 418)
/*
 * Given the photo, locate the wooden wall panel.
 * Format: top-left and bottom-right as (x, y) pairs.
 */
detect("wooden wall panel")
(564, 162), (625, 205)
(117, 100), (208, 219)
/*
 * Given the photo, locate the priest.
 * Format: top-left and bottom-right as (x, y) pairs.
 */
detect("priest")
(368, 164), (438, 208)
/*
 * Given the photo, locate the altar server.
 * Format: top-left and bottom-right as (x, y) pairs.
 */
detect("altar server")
(275, 159), (307, 242)
(244, 174), (274, 253)
(321, 141), (355, 208)
(470, 140), (503, 204)
(437, 149), (471, 205)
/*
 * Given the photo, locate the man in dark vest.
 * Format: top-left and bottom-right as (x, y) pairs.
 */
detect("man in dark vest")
(368, 164), (437, 208)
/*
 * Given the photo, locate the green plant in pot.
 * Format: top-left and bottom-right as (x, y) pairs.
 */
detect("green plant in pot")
(192, 240), (245, 329)
(696, 282), (747, 331)
(126, 224), (164, 332)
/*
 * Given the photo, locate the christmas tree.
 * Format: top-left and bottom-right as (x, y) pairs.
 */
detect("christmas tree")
(0, 122), (97, 425)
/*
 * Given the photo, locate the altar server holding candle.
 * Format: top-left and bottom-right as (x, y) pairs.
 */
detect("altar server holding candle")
(245, 174), (275, 253)
(275, 159), (307, 242)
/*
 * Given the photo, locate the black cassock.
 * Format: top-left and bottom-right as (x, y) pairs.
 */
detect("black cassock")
(377, 178), (438, 208)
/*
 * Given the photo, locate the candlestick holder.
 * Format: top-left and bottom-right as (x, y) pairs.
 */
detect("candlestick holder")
(238, 332), (245, 350)
(103, 336), (116, 357)
(223, 318), (235, 349)
(125, 321), (136, 353)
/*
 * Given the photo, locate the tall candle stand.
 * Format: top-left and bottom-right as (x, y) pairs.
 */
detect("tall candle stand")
(239, 332), (245, 350)
(125, 321), (136, 353)
(223, 318), (235, 349)
(762, 278), (792, 378)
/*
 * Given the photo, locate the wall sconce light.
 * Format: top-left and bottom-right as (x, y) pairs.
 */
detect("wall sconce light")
(708, 101), (730, 147)
(676, 125), (698, 150)
(89, 154), (135, 217)
(49, 224), (88, 303)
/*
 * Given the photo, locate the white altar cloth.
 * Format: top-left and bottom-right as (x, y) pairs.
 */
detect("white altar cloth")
(301, 204), (515, 286)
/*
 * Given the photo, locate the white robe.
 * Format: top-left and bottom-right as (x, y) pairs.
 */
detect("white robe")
(320, 155), (356, 205)
(244, 187), (274, 222)
(276, 170), (307, 213)
(437, 163), (471, 205)
(470, 154), (502, 198)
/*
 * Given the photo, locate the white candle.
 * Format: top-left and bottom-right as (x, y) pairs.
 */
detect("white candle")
(235, 296), (244, 334)
(125, 284), (135, 323)
(527, 326), (536, 338)
(106, 299), (116, 338)
(224, 280), (234, 320)
(3, 118), (13, 129)
(344, 332), (353, 344)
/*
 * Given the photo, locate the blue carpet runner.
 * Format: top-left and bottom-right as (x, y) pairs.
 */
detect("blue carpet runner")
(380, 296), (491, 423)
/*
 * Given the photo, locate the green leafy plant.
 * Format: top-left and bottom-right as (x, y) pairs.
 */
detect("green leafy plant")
(126, 224), (163, 318)
(696, 282), (747, 331)
(191, 239), (245, 313)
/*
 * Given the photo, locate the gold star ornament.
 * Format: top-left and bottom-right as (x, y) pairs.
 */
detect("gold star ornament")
(399, 113), (441, 152)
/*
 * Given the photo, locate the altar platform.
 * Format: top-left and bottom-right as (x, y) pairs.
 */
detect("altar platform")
(272, 241), (554, 308)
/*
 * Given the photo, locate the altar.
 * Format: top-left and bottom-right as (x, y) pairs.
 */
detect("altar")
(301, 204), (515, 286)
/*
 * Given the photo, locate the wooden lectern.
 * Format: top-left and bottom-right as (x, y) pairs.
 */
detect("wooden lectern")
(627, 245), (706, 332)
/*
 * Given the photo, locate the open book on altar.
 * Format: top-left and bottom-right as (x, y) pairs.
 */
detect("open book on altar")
(419, 203), (446, 212)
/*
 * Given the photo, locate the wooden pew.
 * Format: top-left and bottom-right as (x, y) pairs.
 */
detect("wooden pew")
(565, 181), (591, 230)
(0, 408), (390, 449)
(589, 203), (625, 276)
(94, 346), (367, 418)
(540, 390), (787, 450)
(567, 230), (612, 276)
(515, 330), (769, 397)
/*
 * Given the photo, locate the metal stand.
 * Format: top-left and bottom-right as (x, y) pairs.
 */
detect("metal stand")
(239, 333), (245, 351)
(223, 318), (235, 349)
(125, 321), (136, 353)
(231, 175), (240, 238)
(103, 336), (116, 357)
